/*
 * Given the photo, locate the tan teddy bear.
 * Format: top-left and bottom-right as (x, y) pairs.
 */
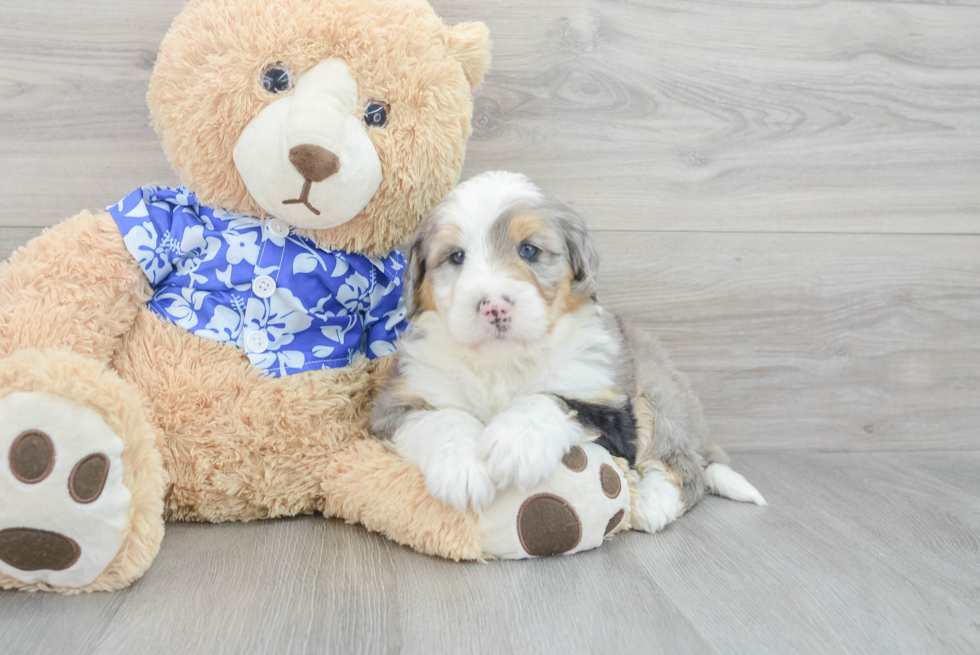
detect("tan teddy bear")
(0, 0), (493, 593)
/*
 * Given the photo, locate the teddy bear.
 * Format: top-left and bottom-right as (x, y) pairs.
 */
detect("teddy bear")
(0, 0), (631, 593)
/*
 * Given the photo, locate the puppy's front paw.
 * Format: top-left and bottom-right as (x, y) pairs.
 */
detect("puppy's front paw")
(391, 409), (495, 513)
(423, 449), (496, 513)
(480, 396), (585, 491)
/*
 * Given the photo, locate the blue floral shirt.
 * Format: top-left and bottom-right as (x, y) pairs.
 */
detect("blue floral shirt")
(108, 185), (408, 377)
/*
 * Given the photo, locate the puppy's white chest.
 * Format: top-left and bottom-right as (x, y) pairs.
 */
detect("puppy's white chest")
(463, 360), (545, 422)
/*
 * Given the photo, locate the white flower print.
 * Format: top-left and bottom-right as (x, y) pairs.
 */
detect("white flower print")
(174, 225), (223, 286)
(321, 317), (357, 344)
(249, 350), (307, 376)
(154, 287), (209, 330)
(363, 278), (395, 326)
(369, 341), (396, 357)
(110, 185), (411, 378)
(311, 345), (335, 359)
(194, 304), (244, 343)
(123, 221), (172, 285)
(293, 252), (323, 275)
(243, 288), (313, 352)
(336, 272), (370, 312)
(383, 295), (407, 331)
(311, 295), (348, 321)
(174, 188), (194, 206)
(330, 257), (349, 278)
(221, 213), (265, 232)
(223, 230), (260, 266)
(216, 265), (252, 291)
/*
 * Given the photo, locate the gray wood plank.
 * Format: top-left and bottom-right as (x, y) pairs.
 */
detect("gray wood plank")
(620, 451), (980, 655)
(0, 0), (181, 228)
(389, 539), (714, 655)
(2, 518), (398, 655)
(0, 227), (43, 262)
(2, 452), (978, 654)
(437, 0), (980, 234)
(1, 0), (978, 233)
(595, 231), (980, 452)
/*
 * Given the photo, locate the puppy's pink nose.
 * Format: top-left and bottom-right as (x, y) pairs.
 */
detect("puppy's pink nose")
(479, 295), (513, 321)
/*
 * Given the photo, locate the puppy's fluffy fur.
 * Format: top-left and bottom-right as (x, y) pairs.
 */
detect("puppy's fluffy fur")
(372, 171), (765, 531)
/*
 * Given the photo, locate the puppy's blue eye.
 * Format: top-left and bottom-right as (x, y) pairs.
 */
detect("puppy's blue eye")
(519, 243), (540, 260)
(365, 100), (388, 128)
(262, 64), (293, 94)
(449, 250), (465, 266)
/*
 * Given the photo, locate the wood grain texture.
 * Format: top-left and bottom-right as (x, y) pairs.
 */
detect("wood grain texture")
(438, 0), (980, 233)
(0, 0), (978, 231)
(593, 231), (980, 451)
(0, 227), (43, 262)
(1, 452), (978, 655)
(0, 0), (180, 227)
(622, 451), (980, 655)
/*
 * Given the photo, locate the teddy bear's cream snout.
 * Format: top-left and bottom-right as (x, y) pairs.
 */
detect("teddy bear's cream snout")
(233, 59), (383, 231)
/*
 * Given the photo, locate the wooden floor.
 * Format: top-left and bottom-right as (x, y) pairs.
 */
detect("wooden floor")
(1, 0), (978, 653)
(1, 453), (978, 655)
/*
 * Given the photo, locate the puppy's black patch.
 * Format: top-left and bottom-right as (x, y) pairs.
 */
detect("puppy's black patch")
(559, 397), (637, 467)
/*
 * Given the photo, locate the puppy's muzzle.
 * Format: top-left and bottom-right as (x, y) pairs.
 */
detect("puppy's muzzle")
(479, 295), (513, 330)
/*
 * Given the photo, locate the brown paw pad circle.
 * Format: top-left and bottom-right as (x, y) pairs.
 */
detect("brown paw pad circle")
(600, 463), (622, 499)
(517, 493), (582, 557)
(69, 454), (110, 504)
(0, 528), (81, 572)
(605, 509), (626, 535)
(9, 430), (55, 484)
(561, 445), (588, 472)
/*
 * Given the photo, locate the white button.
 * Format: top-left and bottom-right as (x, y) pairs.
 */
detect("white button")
(246, 330), (269, 353)
(267, 218), (290, 239)
(252, 275), (276, 299)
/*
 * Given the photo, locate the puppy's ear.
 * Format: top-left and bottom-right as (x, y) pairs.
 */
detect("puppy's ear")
(403, 221), (434, 321)
(549, 202), (600, 300)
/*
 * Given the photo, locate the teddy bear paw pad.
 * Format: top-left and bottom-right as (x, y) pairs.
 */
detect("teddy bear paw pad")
(478, 442), (631, 559)
(0, 392), (131, 587)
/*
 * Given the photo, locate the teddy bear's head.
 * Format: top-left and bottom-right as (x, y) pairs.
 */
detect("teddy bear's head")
(148, 0), (490, 256)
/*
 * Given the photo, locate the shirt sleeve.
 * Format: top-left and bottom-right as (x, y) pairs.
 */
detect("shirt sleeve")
(107, 186), (177, 287)
(362, 251), (410, 359)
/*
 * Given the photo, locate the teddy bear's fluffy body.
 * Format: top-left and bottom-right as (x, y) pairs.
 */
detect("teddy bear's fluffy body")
(0, 0), (489, 593)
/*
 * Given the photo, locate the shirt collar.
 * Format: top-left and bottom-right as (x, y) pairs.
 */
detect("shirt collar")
(145, 184), (397, 274)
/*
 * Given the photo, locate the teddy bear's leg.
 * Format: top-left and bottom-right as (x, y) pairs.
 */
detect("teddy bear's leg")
(321, 439), (482, 561)
(0, 213), (167, 592)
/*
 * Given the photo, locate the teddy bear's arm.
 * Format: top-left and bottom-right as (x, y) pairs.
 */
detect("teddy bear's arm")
(322, 439), (483, 561)
(0, 211), (151, 361)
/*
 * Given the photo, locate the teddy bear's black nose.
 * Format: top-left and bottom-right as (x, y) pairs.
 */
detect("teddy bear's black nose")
(288, 144), (341, 182)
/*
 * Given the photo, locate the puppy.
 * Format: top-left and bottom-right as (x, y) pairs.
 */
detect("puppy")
(371, 171), (765, 532)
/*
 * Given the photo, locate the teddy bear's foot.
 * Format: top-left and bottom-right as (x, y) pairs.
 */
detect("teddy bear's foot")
(0, 392), (132, 587)
(0, 350), (166, 592)
(479, 442), (631, 559)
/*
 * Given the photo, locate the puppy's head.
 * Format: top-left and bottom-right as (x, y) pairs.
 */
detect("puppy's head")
(405, 171), (599, 348)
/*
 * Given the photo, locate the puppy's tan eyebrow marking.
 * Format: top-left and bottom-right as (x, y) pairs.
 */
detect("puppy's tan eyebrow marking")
(507, 211), (547, 245)
(428, 222), (464, 266)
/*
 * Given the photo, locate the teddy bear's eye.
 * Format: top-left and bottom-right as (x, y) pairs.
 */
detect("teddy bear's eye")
(364, 100), (389, 128)
(261, 63), (293, 95)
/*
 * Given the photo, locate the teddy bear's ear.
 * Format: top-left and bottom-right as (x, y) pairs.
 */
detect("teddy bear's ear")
(444, 21), (492, 91)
